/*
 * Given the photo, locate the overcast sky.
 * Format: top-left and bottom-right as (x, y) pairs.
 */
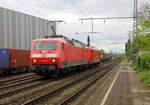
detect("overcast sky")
(0, 0), (149, 53)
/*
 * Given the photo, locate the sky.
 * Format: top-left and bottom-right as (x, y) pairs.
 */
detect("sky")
(0, 0), (149, 53)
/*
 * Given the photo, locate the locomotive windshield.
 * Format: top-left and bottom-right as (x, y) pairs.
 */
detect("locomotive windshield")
(34, 41), (57, 50)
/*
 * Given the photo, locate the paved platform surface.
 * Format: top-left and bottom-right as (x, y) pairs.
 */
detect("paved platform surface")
(102, 62), (150, 105)
(72, 62), (150, 105)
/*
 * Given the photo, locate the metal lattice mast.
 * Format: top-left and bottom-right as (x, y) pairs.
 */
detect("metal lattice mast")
(133, 0), (138, 63)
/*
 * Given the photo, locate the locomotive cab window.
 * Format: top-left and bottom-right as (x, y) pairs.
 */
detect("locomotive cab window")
(34, 41), (57, 50)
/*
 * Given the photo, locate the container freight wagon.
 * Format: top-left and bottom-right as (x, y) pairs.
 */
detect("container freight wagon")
(9, 49), (31, 71)
(102, 53), (110, 61)
(0, 48), (10, 74)
(0, 48), (30, 74)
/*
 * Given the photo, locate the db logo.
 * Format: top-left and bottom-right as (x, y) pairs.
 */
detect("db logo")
(41, 54), (47, 57)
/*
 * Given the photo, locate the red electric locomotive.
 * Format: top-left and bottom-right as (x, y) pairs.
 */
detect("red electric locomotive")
(30, 35), (91, 77)
(88, 47), (100, 64)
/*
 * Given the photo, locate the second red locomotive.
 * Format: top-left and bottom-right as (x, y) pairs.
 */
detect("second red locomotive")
(30, 35), (101, 77)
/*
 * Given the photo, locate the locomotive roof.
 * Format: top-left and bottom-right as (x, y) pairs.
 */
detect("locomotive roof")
(33, 38), (65, 42)
(32, 35), (98, 49)
(33, 35), (70, 42)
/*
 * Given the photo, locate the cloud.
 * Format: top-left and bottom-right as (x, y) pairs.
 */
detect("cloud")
(0, 0), (149, 53)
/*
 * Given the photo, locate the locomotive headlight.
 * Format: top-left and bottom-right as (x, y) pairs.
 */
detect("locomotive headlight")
(33, 60), (36, 63)
(52, 59), (56, 62)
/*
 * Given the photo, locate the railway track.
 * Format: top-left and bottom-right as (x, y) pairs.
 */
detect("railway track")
(0, 75), (40, 91)
(0, 60), (117, 105)
(21, 60), (119, 105)
(0, 63), (105, 105)
(0, 73), (36, 85)
(58, 62), (118, 105)
(0, 79), (51, 99)
(0, 63), (103, 104)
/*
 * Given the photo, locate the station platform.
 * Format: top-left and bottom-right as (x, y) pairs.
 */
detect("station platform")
(101, 62), (150, 105)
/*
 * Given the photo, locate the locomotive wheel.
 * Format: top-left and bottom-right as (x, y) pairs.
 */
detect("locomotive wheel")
(52, 69), (60, 78)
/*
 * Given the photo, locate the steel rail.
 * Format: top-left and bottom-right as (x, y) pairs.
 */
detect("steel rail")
(0, 76), (40, 90)
(0, 80), (52, 99)
(21, 60), (119, 105)
(0, 74), (36, 85)
(58, 62), (119, 105)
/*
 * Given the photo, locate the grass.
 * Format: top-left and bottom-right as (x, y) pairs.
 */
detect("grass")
(120, 58), (128, 63)
(131, 63), (150, 88)
(138, 70), (150, 88)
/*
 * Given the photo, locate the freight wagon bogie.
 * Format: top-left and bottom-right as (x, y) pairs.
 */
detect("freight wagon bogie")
(11, 66), (29, 73)
(0, 69), (9, 75)
(0, 66), (30, 76)
(0, 68), (27, 75)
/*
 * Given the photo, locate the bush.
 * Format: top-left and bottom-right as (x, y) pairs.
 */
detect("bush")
(139, 70), (150, 88)
(138, 52), (150, 70)
(137, 35), (150, 50)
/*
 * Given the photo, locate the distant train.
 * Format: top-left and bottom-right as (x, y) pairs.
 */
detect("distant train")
(101, 53), (111, 61)
(30, 35), (109, 77)
(0, 48), (30, 75)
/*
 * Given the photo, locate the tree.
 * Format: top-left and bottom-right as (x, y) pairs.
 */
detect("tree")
(138, 3), (150, 21)
(126, 3), (150, 58)
(138, 3), (150, 35)
(136, 3), (150, 50)
(100, 49), (105, 54)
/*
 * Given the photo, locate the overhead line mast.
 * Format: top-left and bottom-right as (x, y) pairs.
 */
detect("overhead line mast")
(133, 0), (138, 62)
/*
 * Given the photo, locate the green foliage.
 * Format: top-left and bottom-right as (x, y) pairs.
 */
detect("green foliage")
(139, 20), (150, 30)
(131, 53), (150, 88)
(137, 35), (150, 50)
(100, 49), (105, 54)
(126, 3), (150, 58)
(139, 71), (150, 88)
(135, 3), (150, 50)
(138, 52), (150, 70)
(138, 3), (150, 21)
